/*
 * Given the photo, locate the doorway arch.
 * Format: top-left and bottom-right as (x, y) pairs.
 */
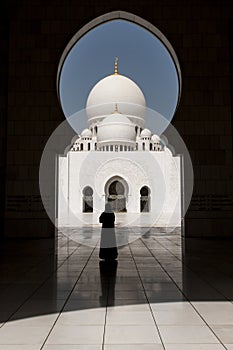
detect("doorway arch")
(57, 10), (182, 120)
(105, 176), (128, 212)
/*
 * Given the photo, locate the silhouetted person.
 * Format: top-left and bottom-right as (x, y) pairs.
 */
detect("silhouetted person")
(99, 203), (118, 260)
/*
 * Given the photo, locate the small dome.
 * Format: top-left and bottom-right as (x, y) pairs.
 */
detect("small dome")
(81, 128), (92, 137)
(86, 74), (146, 128)
(160, 135), (168, 146)
(151, 134), (160, 142)
(140, 128), (152, 137)
(97, 114), (136, 143)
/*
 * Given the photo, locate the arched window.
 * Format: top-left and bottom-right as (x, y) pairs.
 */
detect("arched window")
(83, 186), (93, 212)
(120, 145), (123, 151)
(150, 143), (152, 151)
(110, 145), (113, 151)
(88, 143), (90, 151)
(140, 186), (150, 212)
(142, 142), (145, 151)
(80, 143), (83, 151)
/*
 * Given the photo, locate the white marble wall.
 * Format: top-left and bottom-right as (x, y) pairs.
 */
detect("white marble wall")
(58, 148), (181, 227)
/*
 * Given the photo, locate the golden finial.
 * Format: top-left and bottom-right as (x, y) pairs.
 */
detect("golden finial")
(112, 103), (121, 114)
(114, 57), (119, 75)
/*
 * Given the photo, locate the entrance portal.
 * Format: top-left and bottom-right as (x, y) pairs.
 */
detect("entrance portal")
(106, 179), (127, 212)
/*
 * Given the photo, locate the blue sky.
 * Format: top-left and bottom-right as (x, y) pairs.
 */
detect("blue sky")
(59, 19), (179, 133)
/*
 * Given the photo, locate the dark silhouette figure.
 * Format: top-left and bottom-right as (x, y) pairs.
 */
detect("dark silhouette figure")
(99, 203), (118, 260)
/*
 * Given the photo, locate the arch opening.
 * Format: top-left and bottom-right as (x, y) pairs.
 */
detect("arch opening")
(57, 11), (181, 134)
(140, 186), (151, 212)
(51, 10), (192, 238)
(105, 176), (128, 212)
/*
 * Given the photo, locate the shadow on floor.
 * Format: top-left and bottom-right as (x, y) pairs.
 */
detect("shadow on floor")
(0, 229), (232, 324)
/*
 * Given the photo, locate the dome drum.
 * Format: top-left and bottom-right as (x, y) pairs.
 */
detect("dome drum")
(87, 103), (145, 128)
(97, 139), (136, 146)
(97, 114), (136, 143)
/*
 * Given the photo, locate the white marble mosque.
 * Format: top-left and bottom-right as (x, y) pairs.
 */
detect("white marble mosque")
(58, 59), (181, 228)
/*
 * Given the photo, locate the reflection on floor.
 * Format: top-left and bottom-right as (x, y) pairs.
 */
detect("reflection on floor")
(0, 229), (232, 349)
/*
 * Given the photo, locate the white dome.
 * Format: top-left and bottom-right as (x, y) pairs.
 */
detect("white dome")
(151, 134), (160, 142)
(86, 74), (146, 128)
(81, 128), (92, 137)
(140, 128), (152, 137)
(97, 114), (136, 143)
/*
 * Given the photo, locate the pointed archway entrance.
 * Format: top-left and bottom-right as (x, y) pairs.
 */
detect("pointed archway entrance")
(105, 177), (128, 212)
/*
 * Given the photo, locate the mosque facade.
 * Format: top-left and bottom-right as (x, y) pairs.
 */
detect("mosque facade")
(58, 59), (181, 228)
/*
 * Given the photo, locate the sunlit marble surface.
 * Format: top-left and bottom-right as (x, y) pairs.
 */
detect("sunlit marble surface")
(0, 228), (232, 349)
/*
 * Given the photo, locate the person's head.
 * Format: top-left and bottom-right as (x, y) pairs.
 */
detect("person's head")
(105, 202), (112, 213)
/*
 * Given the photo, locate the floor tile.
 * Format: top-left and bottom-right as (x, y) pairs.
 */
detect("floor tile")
(107, 303), (151, 312)
(150, 301), (192, 311)
(7, 314), (58, 327)
(47, 325), (104, 344)
(164, 344), (226, 349)
(0, 346), (41, 350)
(104, 325), (161, 344)
(43, 345), (102, 350)
(109, 290), (147, 300)
(69, 290), (105, 300)
(106, 310), (155, 325)
(158, 325), (220, 344)
(0, 326), (50, 345)
(104, 345), (163, 350)
(192, 302), (233, 325)
(153, 308), (204, 325)
(211, 325), (233, 343)
(57, 309), (106, 325)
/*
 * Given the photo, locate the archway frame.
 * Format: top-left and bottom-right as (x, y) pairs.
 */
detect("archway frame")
(104, 175), (128, 212)
(56, 10), (182, 114)
(104, 175), (129, 198)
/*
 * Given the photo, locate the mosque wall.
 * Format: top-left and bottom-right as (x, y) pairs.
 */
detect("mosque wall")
(58, 150), (181, 228)
(1, 0), (232, 238)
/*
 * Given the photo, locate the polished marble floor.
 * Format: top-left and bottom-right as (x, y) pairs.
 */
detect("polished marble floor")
(0, 228), (232, 349)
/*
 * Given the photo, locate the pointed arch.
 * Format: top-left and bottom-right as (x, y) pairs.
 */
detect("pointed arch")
(82, 186), (93, 212)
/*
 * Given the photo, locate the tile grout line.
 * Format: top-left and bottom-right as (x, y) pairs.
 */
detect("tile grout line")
(101, 258), (109, 350)
(0, 238), (82, 329)
(39, 242), (97, 350)
(151, 235), (233, 303)
(128, 240), (166, 350)
(141, 236), (229, 350)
